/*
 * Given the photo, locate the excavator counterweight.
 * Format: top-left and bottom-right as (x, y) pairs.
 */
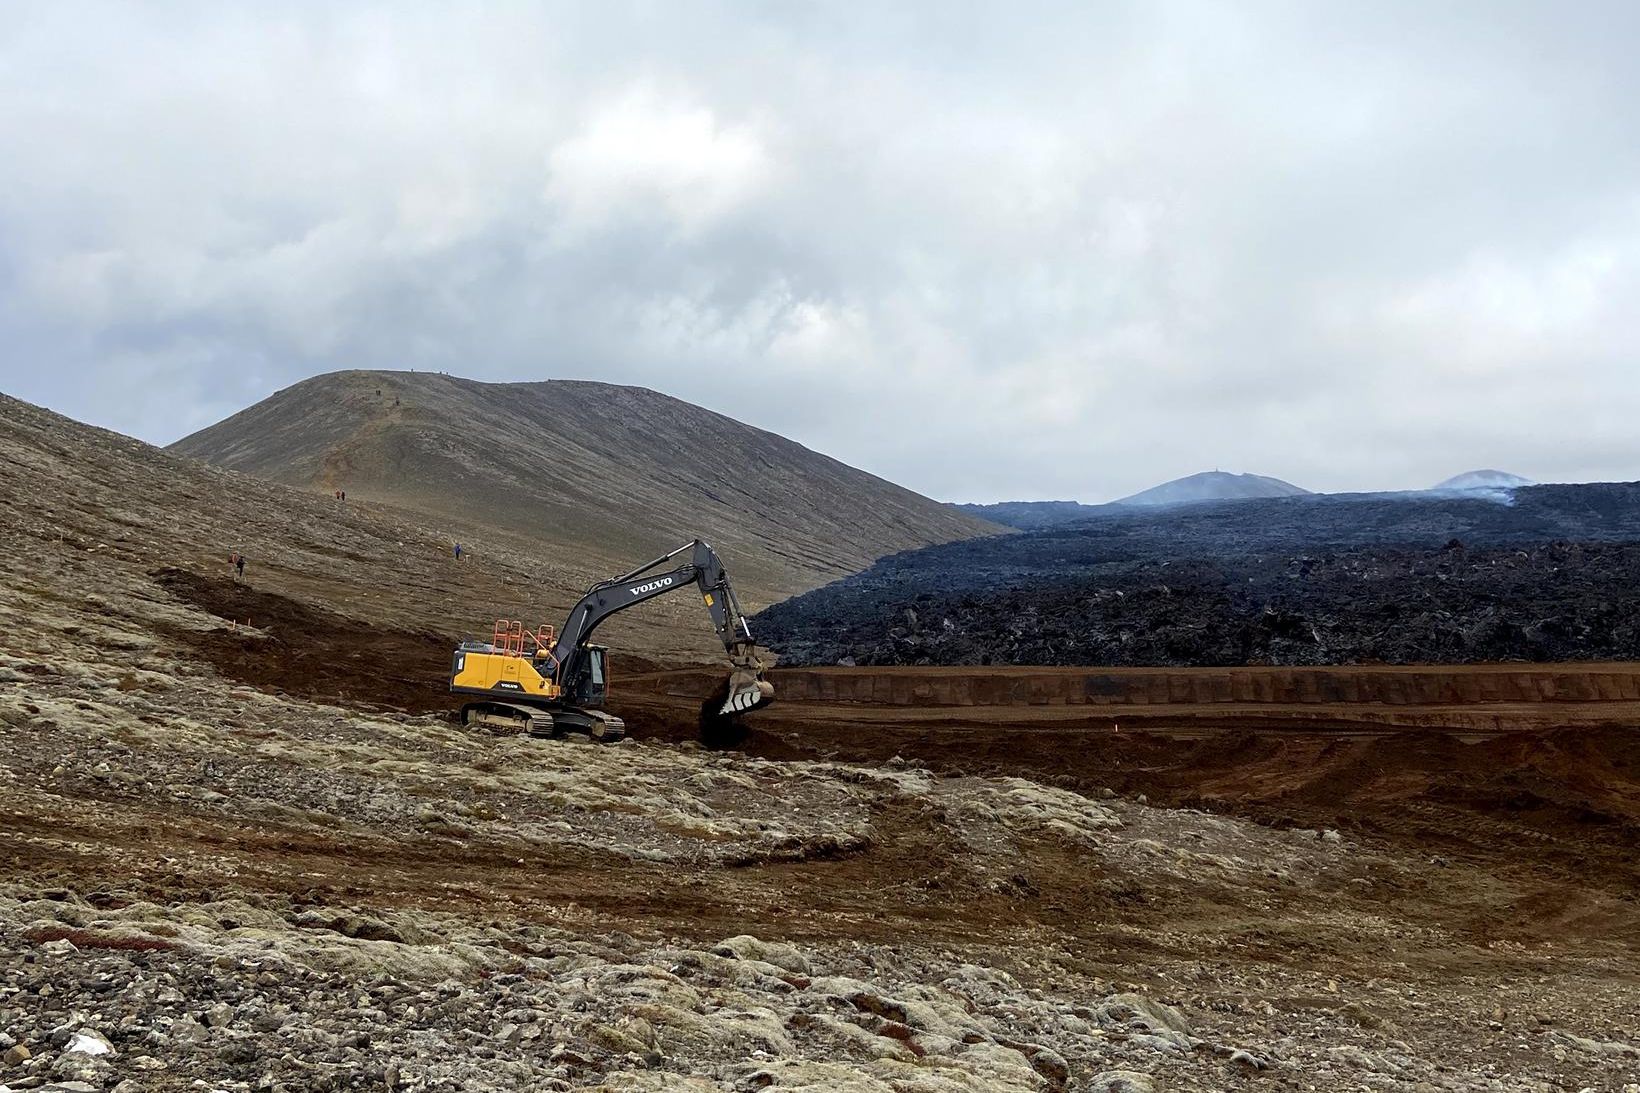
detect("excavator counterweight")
(449, 539), (773, 741)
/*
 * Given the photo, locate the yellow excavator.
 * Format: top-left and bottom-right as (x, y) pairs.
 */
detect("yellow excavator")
(449, 539), (773, 741)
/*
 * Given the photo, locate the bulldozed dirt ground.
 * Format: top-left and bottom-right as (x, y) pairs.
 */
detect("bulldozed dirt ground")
(3, 392), (1640, 1091)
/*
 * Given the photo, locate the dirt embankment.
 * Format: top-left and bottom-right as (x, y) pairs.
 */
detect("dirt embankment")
(153, 569), (1640, 912)
(683, 661), (1640, 708)
(611, 664), (1640, 882)
(153, 568), (457, 714)
(153, 568), (690, 716)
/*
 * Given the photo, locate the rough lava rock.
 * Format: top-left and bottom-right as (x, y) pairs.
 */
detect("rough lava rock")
(758, 484), (1640, 667)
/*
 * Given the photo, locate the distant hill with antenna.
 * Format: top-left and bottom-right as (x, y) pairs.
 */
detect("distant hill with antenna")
(1113, 470), (1311, 507)
(1433, 470), (1534, 491)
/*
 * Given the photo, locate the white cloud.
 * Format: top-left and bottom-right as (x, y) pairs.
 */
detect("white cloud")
(1, 2), (1639, 501)
(546, 88), (770, 237)
(1384, 240), (1628, 357)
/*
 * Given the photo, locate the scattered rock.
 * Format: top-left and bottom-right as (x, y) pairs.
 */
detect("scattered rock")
(1095, 993), (1194, 1050)
(52, 1049), (112, 1085)
(712, 936), (813, 976)
(64, 1029), (113, 1056)
(1552, 1030), (1640, 1058)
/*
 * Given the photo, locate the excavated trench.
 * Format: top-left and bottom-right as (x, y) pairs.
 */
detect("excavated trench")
(151, 566), (1640, 892)
(612, 663), (1640, 879)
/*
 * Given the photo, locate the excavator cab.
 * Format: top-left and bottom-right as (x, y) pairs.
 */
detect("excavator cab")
(558, 644), (609, 708)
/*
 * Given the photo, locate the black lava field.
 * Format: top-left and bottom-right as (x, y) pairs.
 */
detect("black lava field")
(755, 483), (1640, 667)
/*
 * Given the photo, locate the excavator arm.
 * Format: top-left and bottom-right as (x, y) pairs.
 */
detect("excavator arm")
(549, 540), (773, 717)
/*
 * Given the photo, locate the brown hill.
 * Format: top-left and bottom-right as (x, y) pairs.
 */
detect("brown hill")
(0, 390), (798, 665)
(169, 370), (998, 601)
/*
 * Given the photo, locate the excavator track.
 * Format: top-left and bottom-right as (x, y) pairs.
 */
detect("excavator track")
(459, 702), (625, 742)
(461, 702), (555, 738)
(550, 706), (627, 742)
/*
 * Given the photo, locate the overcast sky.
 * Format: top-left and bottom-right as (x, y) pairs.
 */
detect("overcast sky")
(2, 2), (1637, 502)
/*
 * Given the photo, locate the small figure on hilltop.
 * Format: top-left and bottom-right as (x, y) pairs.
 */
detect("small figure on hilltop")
(454, 543), (463, 561)
(230, 552), (246, 582)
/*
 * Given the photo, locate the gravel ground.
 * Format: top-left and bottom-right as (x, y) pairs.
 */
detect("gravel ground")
(3, 392), (1639, 1091)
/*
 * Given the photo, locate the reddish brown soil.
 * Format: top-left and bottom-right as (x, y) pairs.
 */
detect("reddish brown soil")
(610, 667), (1640, 904)
(158, 571), (1640, 930)
(154, 567), (459, 714)
(155, 568), (680, 715)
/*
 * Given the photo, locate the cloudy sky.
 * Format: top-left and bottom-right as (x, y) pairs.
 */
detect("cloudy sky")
(2, 2), (1637, 502)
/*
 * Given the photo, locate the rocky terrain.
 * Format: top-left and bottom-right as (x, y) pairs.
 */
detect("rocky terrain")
(6, 591), (1640, 1093)
(168, 371), (999, 602)
(760, 485), (1640, 667)
(951, 501), (1103, 532)
(2, 391), (1639, 1091)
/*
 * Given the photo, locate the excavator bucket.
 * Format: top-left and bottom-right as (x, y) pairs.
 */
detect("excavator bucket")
(715, 645), (773, 717)
(719, 672), (775, 716)
(699, 651), (774, 743)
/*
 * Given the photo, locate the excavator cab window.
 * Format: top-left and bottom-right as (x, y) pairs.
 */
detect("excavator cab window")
(566, 645), (607, 706)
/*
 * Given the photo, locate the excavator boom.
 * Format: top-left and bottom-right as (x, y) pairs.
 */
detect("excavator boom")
(549, 539), (772, 719)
